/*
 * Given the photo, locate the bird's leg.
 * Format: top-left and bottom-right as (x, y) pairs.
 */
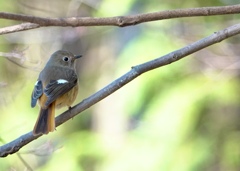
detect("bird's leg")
(68, 106), (74, 120)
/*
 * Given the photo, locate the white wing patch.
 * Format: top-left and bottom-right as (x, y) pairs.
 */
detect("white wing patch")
(35, 80), (40, 86)
(57, 79), (68, 84)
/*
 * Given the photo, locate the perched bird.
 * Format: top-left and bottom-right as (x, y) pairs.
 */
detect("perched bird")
(31, 50), (82, 136)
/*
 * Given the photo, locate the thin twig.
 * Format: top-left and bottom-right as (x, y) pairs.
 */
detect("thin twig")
(16, 153), (33, 171)
(0, 23), (39, 35)
(0, 4), (240, 34)
(0, 51), (25, 59)
(1, 22), (240, 157)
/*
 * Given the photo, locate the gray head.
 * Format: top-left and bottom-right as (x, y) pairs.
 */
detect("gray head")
(46, 50), (82, 68)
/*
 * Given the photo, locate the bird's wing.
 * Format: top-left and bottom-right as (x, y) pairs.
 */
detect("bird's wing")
(44, 70), (78, 106)
(31, 80), (43, 107)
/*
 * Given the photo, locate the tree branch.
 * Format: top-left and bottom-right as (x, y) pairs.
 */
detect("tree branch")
(0, 23), (39, 35)
(1, 22), (240, 157)
(0, 4), (240, 35)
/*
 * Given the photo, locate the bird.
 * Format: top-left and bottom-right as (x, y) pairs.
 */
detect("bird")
(31, 50), (82, 136)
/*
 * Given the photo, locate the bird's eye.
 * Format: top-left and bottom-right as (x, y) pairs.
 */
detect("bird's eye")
(62, 56), (69, 62)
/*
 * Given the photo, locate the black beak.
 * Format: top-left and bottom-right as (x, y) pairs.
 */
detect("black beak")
(74, 55), (82, 59)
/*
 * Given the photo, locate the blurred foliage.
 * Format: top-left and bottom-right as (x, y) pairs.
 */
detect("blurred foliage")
(0, 0), (240, 171)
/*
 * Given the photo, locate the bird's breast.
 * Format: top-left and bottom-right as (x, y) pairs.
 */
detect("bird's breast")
(55, 85), (79, 109)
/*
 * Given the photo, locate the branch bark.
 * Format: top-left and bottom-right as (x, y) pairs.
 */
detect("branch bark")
(1, 22), (240, 157)
(0, 4), (240, 34)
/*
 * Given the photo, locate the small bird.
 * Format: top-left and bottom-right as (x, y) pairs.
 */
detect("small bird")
(31, 50), (82, 136)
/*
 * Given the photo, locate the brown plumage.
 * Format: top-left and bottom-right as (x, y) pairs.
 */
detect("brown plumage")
(31, 50), (81, 136)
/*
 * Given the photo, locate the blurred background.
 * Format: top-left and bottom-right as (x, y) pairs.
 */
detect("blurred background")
(0, 0), (240, 171)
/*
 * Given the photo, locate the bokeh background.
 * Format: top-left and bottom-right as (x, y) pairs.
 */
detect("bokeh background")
(0, 0), (240, 171)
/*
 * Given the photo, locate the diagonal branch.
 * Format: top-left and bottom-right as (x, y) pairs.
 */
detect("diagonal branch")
(1, 4), (240, 35)
(1, 22), (240, 157)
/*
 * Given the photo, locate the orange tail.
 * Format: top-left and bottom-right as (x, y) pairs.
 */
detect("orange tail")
(33, 102), (55, 136)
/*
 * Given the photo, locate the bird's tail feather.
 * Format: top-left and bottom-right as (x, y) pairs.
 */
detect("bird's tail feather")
(33, 102), (55, 135)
